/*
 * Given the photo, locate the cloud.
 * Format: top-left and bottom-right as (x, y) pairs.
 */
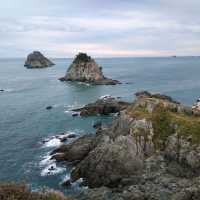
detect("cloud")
(0, 0), (200, 57)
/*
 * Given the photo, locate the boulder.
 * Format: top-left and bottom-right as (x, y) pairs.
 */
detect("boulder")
(51, 134), (97, 162)
(24, 51), (55, 68)
(59, 53), (120, 85)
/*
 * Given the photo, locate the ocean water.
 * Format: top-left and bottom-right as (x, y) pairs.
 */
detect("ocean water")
(0, 57), (200, 195)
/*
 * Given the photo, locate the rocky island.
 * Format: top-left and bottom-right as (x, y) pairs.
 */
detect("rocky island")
(24, 51), (55, 68)
(51, 91), (200, 200)
(59, 53), (120, 85)
(72, 96), (130, 116)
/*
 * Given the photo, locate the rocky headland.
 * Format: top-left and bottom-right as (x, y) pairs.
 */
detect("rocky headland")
(72, 96), (130, 116)
(24, 51), (55, 68)
(51, 91), (200, 200)
(59, 53), (120, 85)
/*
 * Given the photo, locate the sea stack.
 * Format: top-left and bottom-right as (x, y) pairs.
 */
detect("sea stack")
(59, 53), (120, 85)
(24, 51), (55, 68)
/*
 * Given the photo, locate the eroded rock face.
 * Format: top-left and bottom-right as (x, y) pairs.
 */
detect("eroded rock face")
(59, 53), (120, 85)
(52, 92), (200, 200)
(73, 97), (130, 116)
(51, 134), (96, 162)
(71, 135), (144, 188)
(24, 51), (55, 68)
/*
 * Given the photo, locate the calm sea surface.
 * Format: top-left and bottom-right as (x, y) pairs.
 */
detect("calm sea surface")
(0, 57), (200, 195)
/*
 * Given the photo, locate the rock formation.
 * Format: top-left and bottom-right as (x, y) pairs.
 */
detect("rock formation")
(72, 97), (130, 116)
(24, 51), (55, 68)
(59, 53), (120, 85)
(51, 91), (200, 200)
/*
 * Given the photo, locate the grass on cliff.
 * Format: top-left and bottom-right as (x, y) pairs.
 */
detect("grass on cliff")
(0, 182), (70, 200)
(127, 98), (200, 148)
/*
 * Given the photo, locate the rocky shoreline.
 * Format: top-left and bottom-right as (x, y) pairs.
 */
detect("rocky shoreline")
(59, 53), (121, 85)
(50, 91), (200, 200)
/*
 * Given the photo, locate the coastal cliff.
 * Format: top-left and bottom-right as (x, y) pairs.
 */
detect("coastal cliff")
(52, 91), (200, 200)
(59, 53), (120, 85)
(24, 51), (55, 68)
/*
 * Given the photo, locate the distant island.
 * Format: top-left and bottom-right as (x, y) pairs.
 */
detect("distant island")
(59, 53), (121, 85)
(24, 51), (55, 69)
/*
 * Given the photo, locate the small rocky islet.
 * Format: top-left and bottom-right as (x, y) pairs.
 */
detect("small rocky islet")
(24, 51), (55, 68)
(59, 53), (121, 85)
(50, 91), (200, 200)
(72, 96), (130, 116)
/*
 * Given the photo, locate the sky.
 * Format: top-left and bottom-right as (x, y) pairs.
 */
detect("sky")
(0, 0), (200, 58)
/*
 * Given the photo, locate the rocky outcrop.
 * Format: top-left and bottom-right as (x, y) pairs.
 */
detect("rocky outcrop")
(59, 53), (120, 85)
(51, 134), (96, 162)
(52, 91), (200, 200)
(73, 97), (130, 116)
(24, 51), (55, 68)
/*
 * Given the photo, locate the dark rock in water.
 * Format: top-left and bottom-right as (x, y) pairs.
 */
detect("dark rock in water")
(24, 51), (55, 68)
(0, 89), (4, 92)
(49, 166), (55, 171)
(93, 121), (102, 129)
(61, 179), (71, 187)
(72, 113), (79, 117)
(60, 137), (67, 143)
(59, 53), (120, 85)
(73, 97), (130, 117)
(67, 134), (77, 138)
(46, 106), (53, 110)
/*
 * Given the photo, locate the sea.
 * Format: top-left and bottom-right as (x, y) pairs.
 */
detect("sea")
(0, 56), (200, 196)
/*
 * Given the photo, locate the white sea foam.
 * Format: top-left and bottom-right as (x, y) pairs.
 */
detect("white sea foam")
(42, 131), (78, 149)
(41, 163), (65, 177)
(39, 155), (54, 167)
(100, 94), (112, 100)
(43, 138), (62, 148)
(77, 82), (90, 86)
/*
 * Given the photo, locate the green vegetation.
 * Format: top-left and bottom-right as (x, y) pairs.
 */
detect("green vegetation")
(0, 182), (70, 200)
(73, 53), (92, 64)
(127, 97), (200, 148)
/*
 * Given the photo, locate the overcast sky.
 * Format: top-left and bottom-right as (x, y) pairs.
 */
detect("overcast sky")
(0, 0), (200, 58)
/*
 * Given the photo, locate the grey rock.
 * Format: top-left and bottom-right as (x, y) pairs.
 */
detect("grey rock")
(24, 51), (55, 68)
(71, 135), (144, 188)
(73, 98), (130, 116)
(59, 53), (120, 85)
(51, 134), (97, 162)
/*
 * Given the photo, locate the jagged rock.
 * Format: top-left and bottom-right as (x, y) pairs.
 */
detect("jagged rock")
(73, 97), (130, 116)
(71, 135), (144, 188)
(51, 134), (97, 162)
(59, 53), (120, 85)
(52, 91), (200, 199)
(24, 51), (55, 68)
